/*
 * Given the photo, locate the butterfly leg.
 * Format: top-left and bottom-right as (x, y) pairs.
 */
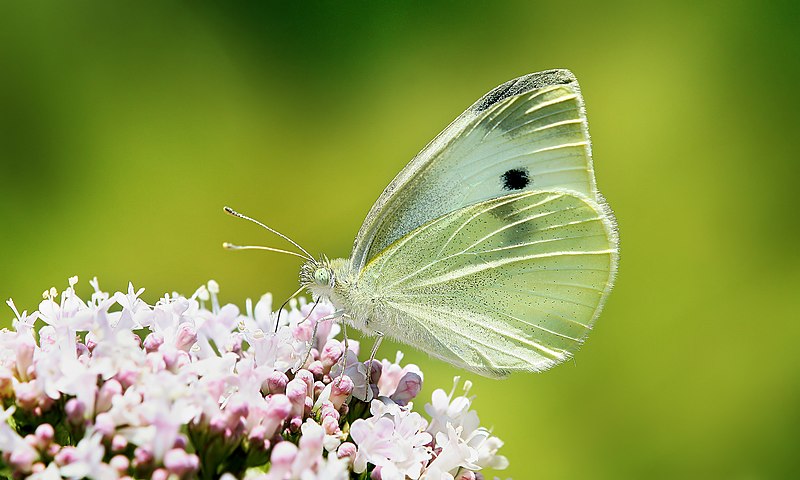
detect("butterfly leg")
(366, 331), (384, 389)
(337, 316), (351, 378)
(296, 301), (320, 326)
(295, 309), (344, 372)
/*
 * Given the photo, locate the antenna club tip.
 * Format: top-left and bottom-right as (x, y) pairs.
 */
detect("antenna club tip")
(222, 242), (235, 249)
(223, 206), (235, 215)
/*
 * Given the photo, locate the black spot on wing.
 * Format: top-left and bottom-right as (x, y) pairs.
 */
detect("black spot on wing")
(472, 69), (576, 113)
(501, 168), (530, 191)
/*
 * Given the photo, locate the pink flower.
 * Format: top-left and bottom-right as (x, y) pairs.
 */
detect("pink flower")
(424, 424), (479, 479)
(1, 278), (507, 479)
(58, 431), (117, 480)
(378, 351), (423, 399)
(351, 399), (432, 479)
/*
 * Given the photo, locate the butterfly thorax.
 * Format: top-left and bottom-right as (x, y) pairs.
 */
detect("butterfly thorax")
(301, 256), (388, 335)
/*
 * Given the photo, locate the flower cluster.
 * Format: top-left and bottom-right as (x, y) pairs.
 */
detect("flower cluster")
(1, 277), (507, 479)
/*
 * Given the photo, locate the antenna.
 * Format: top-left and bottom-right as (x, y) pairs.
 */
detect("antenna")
(222, 242), (309, 260)
(223, 206), (313, 261)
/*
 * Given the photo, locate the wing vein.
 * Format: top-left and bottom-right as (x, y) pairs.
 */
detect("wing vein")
(403, 302), (566, 362)
(399, 250), (614, 290)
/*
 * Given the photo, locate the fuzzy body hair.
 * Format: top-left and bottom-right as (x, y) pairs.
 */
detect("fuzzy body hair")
(303, 257), (405, 338)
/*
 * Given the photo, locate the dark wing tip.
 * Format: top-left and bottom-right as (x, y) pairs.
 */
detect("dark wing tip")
(472, 68), (577, 113)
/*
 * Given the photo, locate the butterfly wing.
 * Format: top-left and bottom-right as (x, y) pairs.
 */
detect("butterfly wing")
(351, 69), (599, 270)
(357, 190), (618, 377)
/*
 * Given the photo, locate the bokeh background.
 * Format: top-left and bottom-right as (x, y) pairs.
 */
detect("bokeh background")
(2, 1), (799, 478)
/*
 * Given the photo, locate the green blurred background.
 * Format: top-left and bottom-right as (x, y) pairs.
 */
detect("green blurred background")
(2, 1), (799, 478)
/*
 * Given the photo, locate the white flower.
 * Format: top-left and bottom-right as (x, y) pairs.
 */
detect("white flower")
(28, 463), (62, 480)
(351, 399), (432, 479)
(112, 282), (150, 328)
(53, 354), (100, 415)
(0, 406), (37, 460)
(246, 327), (297, 373)
(1, 278), (507, 479)
(423, 424), (479, 479)
(194, 303), (241, 358)
(5, 298), (38, 337)
(378, 351), (423, 396)
(424, 380), (480, 439)
(421, 379), (509, 478)
(239, 293), (278, 335)
(467, 429), (509, 470)
(299, 454), (348, 480)
(59, 431), (117, 480)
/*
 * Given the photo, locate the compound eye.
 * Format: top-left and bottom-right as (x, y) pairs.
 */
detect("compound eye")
(313, 268), (332, 286)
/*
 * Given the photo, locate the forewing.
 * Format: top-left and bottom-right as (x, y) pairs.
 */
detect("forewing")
(359, 190), (618, 377)
(351, 69), (598, 270)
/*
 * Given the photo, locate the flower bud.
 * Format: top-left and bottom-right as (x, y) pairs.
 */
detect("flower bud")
(114, 369), (138, 389)
(55, 446), (77, 466)
(371, 465), (383, 479)
(161, 349), (179, 371)
(319, 401), (340, 423)
(320, 340), (344, 370)
(288, 417), (303, 432)
(456, 470), (477, 480)
(367, 359), (382, 385)
(173, 435), (188, 450)
(262, 394), (291, 438)
(9, 447), (37, 472)
(174, 323), (197, 351)
(389, 372), (423, 406)
(285, 379), (308, 418)
(329, 374), (353, 409)
(266, 371), (288, 394)
(112, 434), (128, 452)
(269, 441), (298, 476)
(209, 415), (227, 435)
(95, 412), (116, 438)
(34, 423), (55, 447)
(164, 449), (199, 477)
(15, 336), (35, 382)
(151, 468), (169, 480)
(308, 360), (324, 379)
(133, 446), (153, 468)
(321, 415), (340, 436)
(248, 425), (267, 444)
(110, 455), (130, 473)
(75, 342), (90, 358)
(295, 369), (314, 396)
(313, 380), (326, 398)
(65, 398), (86, 425)
(143, 332), (164, 353)
(337, 441), (356, 461)
(96, 379), (123, 413)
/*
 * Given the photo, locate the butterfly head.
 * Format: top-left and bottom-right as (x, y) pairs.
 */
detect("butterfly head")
(300, 257), (336, 298)
(300, 256), (354, 306)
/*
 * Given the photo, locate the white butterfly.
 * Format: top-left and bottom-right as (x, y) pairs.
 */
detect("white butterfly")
(228, 69), (618, 378)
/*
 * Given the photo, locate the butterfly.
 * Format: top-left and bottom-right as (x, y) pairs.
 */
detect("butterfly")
(226, 69), (618, 378)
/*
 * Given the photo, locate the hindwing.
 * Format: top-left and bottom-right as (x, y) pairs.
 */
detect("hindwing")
(357, 190), (618, 377)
